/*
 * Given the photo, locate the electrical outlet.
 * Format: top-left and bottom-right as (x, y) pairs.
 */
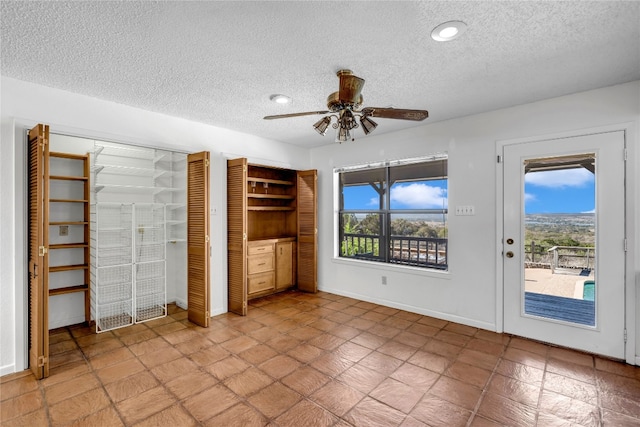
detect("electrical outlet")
(381, 275), (387, 285)
(59, 225), (69, 236)
(455, 205), (476, 216)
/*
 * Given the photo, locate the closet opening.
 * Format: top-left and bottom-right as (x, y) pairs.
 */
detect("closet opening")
(26, 124), (209, 378)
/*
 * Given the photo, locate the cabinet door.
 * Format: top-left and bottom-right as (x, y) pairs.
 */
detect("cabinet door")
(27, 123), (50, 379)
(227, 158), (248, 315)
(296, 170), (317, 293)
(276, 242), (293, 289)
(187, 152), (210, 327)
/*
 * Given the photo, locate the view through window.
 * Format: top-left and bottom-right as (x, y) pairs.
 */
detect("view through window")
(337, 156), (448, 270)
(523, 154), (596, 325)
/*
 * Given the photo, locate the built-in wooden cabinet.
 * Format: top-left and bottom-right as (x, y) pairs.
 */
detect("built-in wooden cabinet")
(227, 158), (317, 315)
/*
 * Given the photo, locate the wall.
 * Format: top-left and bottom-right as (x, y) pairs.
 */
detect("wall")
(310, 81), (640, 365)
(1, 77), (638, 375)
(0, 76), (312, 375)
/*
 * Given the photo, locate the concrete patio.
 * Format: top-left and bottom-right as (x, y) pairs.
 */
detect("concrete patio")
(524, 267), (594, 299)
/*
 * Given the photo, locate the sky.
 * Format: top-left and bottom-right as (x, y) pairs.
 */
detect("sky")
(343, 168), (595, 214)
(524, 168), (595, 214)
(343, 179), (448, 210)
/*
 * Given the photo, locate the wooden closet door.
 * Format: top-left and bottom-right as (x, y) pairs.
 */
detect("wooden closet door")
(227, 158), (247, 315)
(187, 152), (210, 327)
(296, 170), (317, 293)
(27, 124), (50, 379)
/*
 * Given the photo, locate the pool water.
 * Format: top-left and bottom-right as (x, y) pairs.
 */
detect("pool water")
(583, 280), (595, 301)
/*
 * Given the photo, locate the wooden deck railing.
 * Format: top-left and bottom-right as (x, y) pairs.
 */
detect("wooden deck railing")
(341, 233), (447, 269)
(525, 242), (595, 272)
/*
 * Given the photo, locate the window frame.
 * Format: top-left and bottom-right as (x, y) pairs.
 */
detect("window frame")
(336, 155), (448, 270)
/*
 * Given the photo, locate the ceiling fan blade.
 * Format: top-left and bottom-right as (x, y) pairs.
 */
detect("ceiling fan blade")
(338, 72), (365, 104)
(361, 107), (429, 121)
(263, 111), (330, 120)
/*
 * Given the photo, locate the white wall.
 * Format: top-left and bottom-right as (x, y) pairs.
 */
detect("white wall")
(0, 76), (312, 375)
(310, 81), (640, 365)
(1, 77), (639, 375)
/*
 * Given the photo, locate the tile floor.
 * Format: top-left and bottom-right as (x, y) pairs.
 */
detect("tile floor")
(2, 290), (640, 426)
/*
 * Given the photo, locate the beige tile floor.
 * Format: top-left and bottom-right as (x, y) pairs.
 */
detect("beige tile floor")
(1, 290), (639, 426)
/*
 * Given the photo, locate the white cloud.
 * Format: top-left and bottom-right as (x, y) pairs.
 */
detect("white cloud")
(525, 168), (593, 188)
(390, 183), (447, 209)
(524, 192), (536, 203)
(582, 209), (595, 214)
(367, 197), (378, 207)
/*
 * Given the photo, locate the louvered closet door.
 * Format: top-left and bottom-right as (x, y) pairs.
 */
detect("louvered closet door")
(297, 170), (318, 293)
(27, 124), (50, 379)
(187, 152), (210, 327)
(227, 158), (247, 315)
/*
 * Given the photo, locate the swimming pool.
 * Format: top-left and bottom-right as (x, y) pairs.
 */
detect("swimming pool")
(582, 280), (595, 301)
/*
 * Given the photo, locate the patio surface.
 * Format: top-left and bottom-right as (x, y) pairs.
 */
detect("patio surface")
(524, 267), (594, 299)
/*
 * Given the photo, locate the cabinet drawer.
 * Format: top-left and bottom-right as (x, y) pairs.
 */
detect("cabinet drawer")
(248, 243), (274, 255)
(247, 253), (274, 274)
(248, 272), (274, 294)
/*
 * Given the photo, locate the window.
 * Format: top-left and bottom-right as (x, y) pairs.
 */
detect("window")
(337, 155), (448, 270)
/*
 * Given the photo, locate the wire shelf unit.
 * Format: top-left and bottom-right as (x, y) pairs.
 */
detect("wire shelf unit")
(92, 203), (167, 332)
(90, 141), (185, 332)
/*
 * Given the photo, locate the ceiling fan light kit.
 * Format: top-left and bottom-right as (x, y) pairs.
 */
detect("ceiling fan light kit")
(264, 69), (428, 143)
(313, 116), (332, 135)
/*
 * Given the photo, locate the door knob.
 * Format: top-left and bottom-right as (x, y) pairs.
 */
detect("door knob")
(505, 251), (514, 258)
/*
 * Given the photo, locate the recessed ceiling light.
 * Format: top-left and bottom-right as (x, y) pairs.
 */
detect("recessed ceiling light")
(431, 20), (467, 42)
(270, 94), (291, 104)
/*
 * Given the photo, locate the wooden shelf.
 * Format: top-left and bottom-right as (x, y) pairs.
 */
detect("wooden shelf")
(49, 264), (89, 273)
(248, 206), (295, 211)
(49, 285), (89, 296)
(50, 175), (89, 181)
(50, 151), (89, 161)
(248, 177), (294, 186)
(247, 194), (295, 200)
(50, 198), (89, 203)
(46, 149), (92, 326)
(50, 243), (89, 250)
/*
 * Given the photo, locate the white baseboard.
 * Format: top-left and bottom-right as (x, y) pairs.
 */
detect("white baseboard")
(174, 298), (188, 310)
(171, 299), (226, 318)
(319, 286), (496, 332)
(49, 315), (87, 330)
(210, 307), (226, 317)
(0, 364), (17, 377)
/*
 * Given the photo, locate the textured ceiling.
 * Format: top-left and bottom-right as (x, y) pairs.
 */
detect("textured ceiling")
(2, 1), (639, 147)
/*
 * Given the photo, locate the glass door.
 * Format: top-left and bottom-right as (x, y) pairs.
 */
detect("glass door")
(502, 131), (626, 359)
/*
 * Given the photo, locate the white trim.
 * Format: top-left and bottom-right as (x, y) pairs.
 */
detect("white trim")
(333, 153), (448, 173)
(0, 364), (17, 377)
(175, 297), (188, 311)
(14, 122), (27, 372)
(495, 142), (504, 333)
(49, 315), (87, 330)
(331, 256), (451, 280)
(319, 285), (496, 332)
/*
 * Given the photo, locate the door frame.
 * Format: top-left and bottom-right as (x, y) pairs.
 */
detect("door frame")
(495, 123), (636, 364)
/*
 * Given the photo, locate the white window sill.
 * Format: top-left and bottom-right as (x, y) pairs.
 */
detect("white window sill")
(331, 256), (451, 280)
